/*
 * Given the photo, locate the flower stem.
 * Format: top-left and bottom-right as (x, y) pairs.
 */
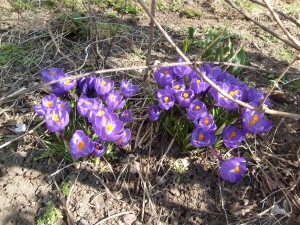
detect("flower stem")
(209, 147), (223, 161)
(60, 130), (65, 141)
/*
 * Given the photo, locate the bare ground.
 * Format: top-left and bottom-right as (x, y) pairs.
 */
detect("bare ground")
(0, 0), (300, 224)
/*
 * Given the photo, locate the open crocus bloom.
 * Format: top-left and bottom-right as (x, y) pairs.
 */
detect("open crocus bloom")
(220, 157), (247, 182)
(70, 130), (93, 159)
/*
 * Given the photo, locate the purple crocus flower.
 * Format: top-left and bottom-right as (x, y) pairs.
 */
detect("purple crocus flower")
(194, 114), (217, 131)
(157, 89), (175, 110)
(34, 104), (46, 116)
(220, 157), (248, 182)
(210, 83), (243, 110)
(242, 108), (272, 133)
(117, 128), (131, 146)
(41, 67), (64, 82)
(57, 100), (72, 114)
(88, 107), (113, 124)
(176, 90), (195, 108)
(190, 76), (210, 95)
(172, 58), (193, 78)
(154, 67), (175, 87)
(60, 76), (77, 92)
(222, 126), (246, 149)
(120, 110), (132, 123)
(148, 106), (160, 121)
(120, 79), (139, 98)
(170, 80), (185, 96)
(70, 130), (93, 159)
(247, 87), (270, 107)
(93, 113), (124, 142)
(78, 75), (97, 96)
(105, 90), (125, 110)
(45, 108), (69, 132)
(191, 128), (217, 147)
(203, 64), (222, 80)
(91, 141), (106, 157)
(42, 94), (59, 109)
(95, 78), (114, 97)
(50, 73), (77, 96)
(34, 94), (59, 117)
(77, 95), (99, 117)
(187, 100), (208, 120)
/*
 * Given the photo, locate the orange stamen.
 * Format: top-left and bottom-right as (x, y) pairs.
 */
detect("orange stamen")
(198, 133), (204, 141)
(78, 141), (85, 150)
(229, 131), (236, 139)
(195, 105), (201, 111)
(233, 166), (240, 173)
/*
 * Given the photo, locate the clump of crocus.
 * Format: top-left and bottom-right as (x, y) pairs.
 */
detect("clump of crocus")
(35, 67), (139, 161)
(148, 59), (273, 182)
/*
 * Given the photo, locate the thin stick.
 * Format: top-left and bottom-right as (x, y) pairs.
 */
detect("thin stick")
(249, 0), (300, 27)
(47, 2), (78, 74)
(94, 211), (133, 225)
(0, 121), (45, 150)
(0, 60), (298, 104)
(262, 0), (300, 48)
(260, 55), (298, 107)
(224, 0), (300, 52)
(137, 0), (300, 119)
(144, 0), (156, 82)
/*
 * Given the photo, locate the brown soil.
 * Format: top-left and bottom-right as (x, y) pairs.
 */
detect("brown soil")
(0, 0), (300, 225)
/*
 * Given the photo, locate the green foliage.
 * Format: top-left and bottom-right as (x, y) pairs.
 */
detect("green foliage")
(37, 200), (62, 225)
(58, 12), (89, 37)
(62, 181), (71, 197)
(10, 0), (34, 11)
(171, 0), (182, 12)
(104, 0), (141, 15)
(181, 7), (203, 18)
(160, 107), (193, 151)
(276, 46), (293, 62)
(0, 42), (25, 66)
(289, 81), (300, 91)
(183, 28), (247, 75)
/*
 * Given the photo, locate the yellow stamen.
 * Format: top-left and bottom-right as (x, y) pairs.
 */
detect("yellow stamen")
(164, 96), (169, 103)
(229, 131), (236, 139)
(233, 166), (240, 173)
(78, 141), (85, 150)
(195, 105), (201, 111)
(174, 85), (180, 90)
(111, 95), (117, 102)
(106, 124), (114, 132)
(52, 114), (60, 123)
(47, 101), (53, 107)
(196, 79), (201, 84)
(101, 80), (107, 86)
(99, 110), (105, 116)
(198, 133), (204, 141)
(65, 79), (71, 84)
(183, 93), (189, 99)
